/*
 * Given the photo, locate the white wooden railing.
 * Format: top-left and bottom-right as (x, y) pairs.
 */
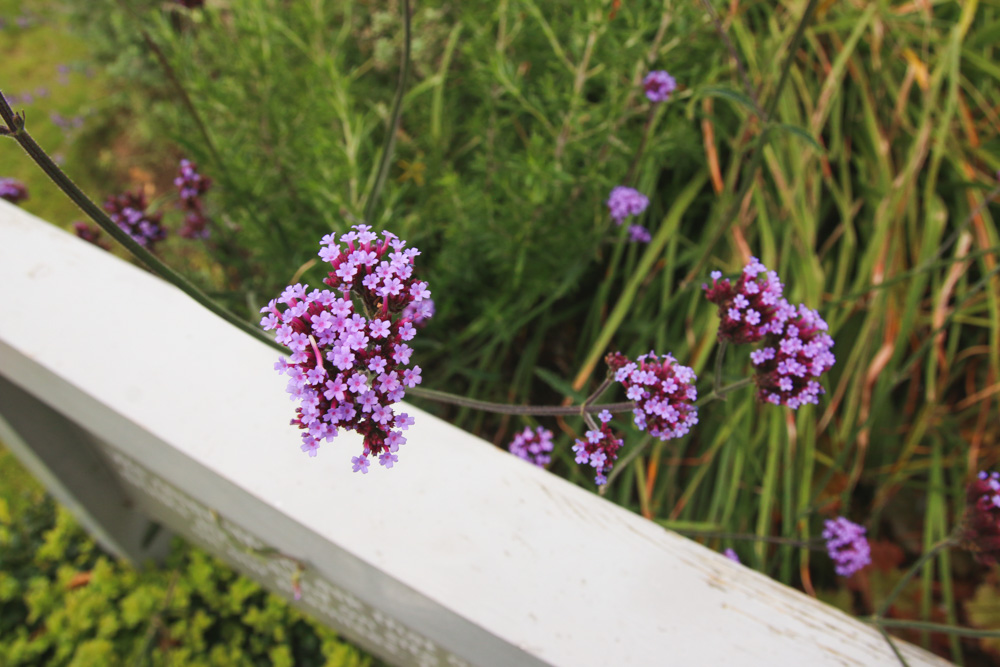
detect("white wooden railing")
(0, 201), (950, 666)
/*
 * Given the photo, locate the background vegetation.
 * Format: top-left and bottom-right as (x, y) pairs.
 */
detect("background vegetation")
(3, 0), (1000, 664)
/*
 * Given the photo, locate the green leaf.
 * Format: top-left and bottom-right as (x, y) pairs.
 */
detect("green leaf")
(765, 123), (824, 152)
(697, 85), (759, 115)
(966, 578), (1000, 657)
(533, 367), (586, 403)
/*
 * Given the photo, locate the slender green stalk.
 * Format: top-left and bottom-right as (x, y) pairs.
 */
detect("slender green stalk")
(876, 537), (959, 619)
(867, 618), (1000, 640)
(713, 340), (728, 392)
(0, 92), (287, 355)
(696, 377), (754, 405)
(362, 0), (412, 225)
(699, 0), (766, 120)
(665, 527), (815, 548)
(682, 0), (821, 287)
(602, 434), (651, 490)
(125, 7), (288, 254)
(874, 623), (911, 667)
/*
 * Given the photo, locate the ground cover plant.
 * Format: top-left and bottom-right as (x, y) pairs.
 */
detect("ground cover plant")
(0, 445), (372, 666)
(2, 0), (1000, 663)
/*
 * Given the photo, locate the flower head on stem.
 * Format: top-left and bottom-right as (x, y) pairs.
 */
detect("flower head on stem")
(605, 350), (698, 441)
(607, 186), (648, 226)
(508, 426), (554, 468)
(703, 257), (788, 344)
(571, 413), (623, 485)
(822, 516), (871, 577)
(103, 190), (167, 250)
(751, 302), (835, 409)
(174, 158), (213, 239)
(261, 223), (431, 472)
(643, 70), (677, 103)
(958, 470), (1000, 565)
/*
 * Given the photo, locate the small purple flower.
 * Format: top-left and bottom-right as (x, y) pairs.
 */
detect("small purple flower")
(571, 423), (624, 485)
(351, 455), (370, 474)
(508, 426), (555, 467)
(403, 297), (435, 327)
(606, 350), (699, 442)
(72, 221), (111, 251)
(723, 548), (740, 564)
(0, 178), (29, 204)
(644, 70), (677, 103)
(103, 190), (167, 249)
(822, 517), (871, 577)
(607, 186), (649, 225)
(628, 224), (651, 243)
(959, 470), (1000, 565)
(174, 159), (213, 239)
(704, 257), (788, 344)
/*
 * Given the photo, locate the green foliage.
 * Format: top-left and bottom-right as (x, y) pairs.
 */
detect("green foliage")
(0, 447), (371, 666)
(966, 574), (1000, 659)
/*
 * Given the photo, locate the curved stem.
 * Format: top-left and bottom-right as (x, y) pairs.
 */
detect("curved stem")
(874, 623), (910, 667)
(665, 527), (815, 549)
(713, 339), (728, 393)
(696, 376), (754, 405)
(362, 0), (411, 225)
(865, 617), (1000, 640)
(0, 92), (286, 355)
(875, 537), (958, 619)
(406, 386), (634, 416)
(623, 104), (658, 187)
(601, 434), (651, 491)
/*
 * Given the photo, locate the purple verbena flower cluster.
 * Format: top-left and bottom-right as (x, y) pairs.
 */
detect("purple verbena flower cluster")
(508, 426), (554, 468)
(607, 186), (648, 225)
(750, 303), (835, 409)
(606, 351), (699, 442)
(644, 70), (677, 103)
(174, 159), (212, 239)
(571, 412), (623, 485)
(822, 516), (871, 577)
(0, 178), (28, 204)
(628, 224), (651, 243)
(72, 221), (110, 251)
(103, 190), (167, 249)
(260, 224), (431, 472)
(703, 257), (787, 344)
(960, 470), (1000, 565)
(705, 258), (835, 409)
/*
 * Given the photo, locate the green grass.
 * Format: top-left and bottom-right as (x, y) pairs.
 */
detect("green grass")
(0, 0), (117, 226)
(4, 0), (1000, 664)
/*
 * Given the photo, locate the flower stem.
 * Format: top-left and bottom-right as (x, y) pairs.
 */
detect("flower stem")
(696, 376), (753, 406)
(662, 527), (815, 549)
(865, 617), (1000, 640)
(406, 386), (633, 416)
(713, 339), (728, 393)
(362, 0), (411, 225)
(0, 91), (286, 356)
(874, 537), (958, 620)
